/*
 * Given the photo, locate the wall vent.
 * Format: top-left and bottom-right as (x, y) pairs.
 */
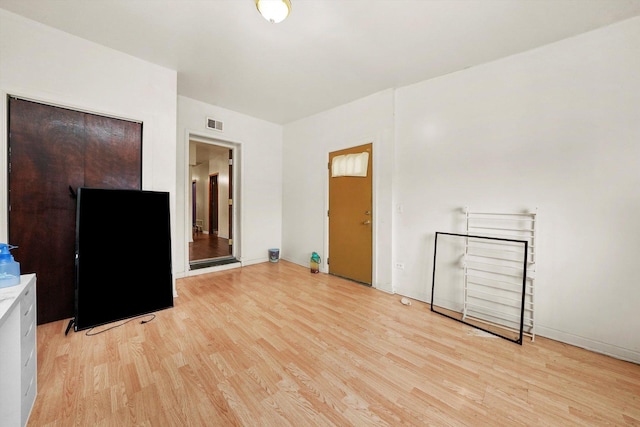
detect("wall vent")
(206, 117), (224, 132)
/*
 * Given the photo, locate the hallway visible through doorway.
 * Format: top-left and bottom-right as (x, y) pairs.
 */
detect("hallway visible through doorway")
(189, 232), (230, 259)
(189, 138), (237, 270)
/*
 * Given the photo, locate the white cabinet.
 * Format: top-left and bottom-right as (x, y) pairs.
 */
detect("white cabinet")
(0, 274), (37, 427)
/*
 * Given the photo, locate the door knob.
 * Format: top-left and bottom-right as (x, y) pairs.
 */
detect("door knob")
(363, 220), (371, 225)
(365, 210), (371, 215)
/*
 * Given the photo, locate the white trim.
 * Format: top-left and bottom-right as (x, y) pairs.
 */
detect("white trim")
(183, 129), (243, 279)
(240, 258), (268, 267)
(536, 325), (640, 364)
(0, 92), (9, 243)
(2, 89), (143, 124)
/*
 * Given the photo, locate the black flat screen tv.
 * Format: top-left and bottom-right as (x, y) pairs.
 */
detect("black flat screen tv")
(74, 187), (173, 331)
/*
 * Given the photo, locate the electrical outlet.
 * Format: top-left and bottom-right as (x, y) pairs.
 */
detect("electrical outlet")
(395, 262), (405, 270)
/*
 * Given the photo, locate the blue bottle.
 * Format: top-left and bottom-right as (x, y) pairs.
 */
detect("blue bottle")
(0, 243), (20, 288)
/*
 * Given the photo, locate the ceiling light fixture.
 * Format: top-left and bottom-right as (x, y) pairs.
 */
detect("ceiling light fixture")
(255, 0), (291, 24)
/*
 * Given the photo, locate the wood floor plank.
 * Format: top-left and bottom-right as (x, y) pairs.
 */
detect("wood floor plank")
(27, 260), (640, 426)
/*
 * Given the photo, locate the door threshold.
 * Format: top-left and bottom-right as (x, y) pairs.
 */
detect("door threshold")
(329, 273), (372, 287)
(190, 257), (239, 270)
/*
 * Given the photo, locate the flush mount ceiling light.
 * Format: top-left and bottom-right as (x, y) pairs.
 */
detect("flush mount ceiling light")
(255, 0), (291, 24)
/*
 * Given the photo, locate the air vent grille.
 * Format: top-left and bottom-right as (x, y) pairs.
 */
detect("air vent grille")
(206, 117), (223, 132)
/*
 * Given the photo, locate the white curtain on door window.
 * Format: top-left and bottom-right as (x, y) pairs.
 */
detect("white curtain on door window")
(331, 152), (369, 177)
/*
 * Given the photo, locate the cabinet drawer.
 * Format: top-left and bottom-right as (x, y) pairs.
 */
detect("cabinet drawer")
(21, 345), (36, 391)
(20, 284), (36, 331)
(21, 318), (36, 367)
(21, 373), (37, 427)
(21, 282), (35, 310)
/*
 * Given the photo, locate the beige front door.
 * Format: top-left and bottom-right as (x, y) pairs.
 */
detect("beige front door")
(328, 143), (373, 285)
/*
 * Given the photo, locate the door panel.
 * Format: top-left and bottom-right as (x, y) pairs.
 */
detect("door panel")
(209, 174), (218, 234)
(228, 149), (233, 251)
(8, 97), (142, 324)
(84, 113), (142, 188)
(328, 143), (373, 284)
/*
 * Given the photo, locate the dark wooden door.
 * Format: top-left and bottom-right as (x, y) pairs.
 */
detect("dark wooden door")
(8, 97), (142, 324)
(208, 174), (218, 235)
(228, 149), (233, 252)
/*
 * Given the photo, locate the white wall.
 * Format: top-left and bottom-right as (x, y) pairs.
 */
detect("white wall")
(0, 10), (178, 289)
(393, 17), (640, 362)
(176, 96), (283, 275)
(283, 90), (395, 292)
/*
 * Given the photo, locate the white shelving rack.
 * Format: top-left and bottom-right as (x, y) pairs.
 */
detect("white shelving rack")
(463, 207), (537, 341)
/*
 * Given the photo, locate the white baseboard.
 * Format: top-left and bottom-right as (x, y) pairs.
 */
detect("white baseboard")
(390, 287), (640, 363)
(241, 257), (269, 266)
(374, 283), (394, 294)
(536, 325), (640, 364)
(392, 287), (431, 304)
(280, 256), (308, 270)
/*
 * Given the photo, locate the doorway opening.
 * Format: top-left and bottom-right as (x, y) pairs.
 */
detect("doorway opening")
(188, 138), (238, 269)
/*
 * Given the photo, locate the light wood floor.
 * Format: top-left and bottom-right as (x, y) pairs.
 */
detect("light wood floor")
(29, 261), (640, 426)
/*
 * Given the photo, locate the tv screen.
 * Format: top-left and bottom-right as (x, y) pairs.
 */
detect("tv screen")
(74, 188), (173, 331)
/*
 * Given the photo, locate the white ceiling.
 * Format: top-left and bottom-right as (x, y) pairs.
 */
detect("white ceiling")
(2, 0), (640, 125)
